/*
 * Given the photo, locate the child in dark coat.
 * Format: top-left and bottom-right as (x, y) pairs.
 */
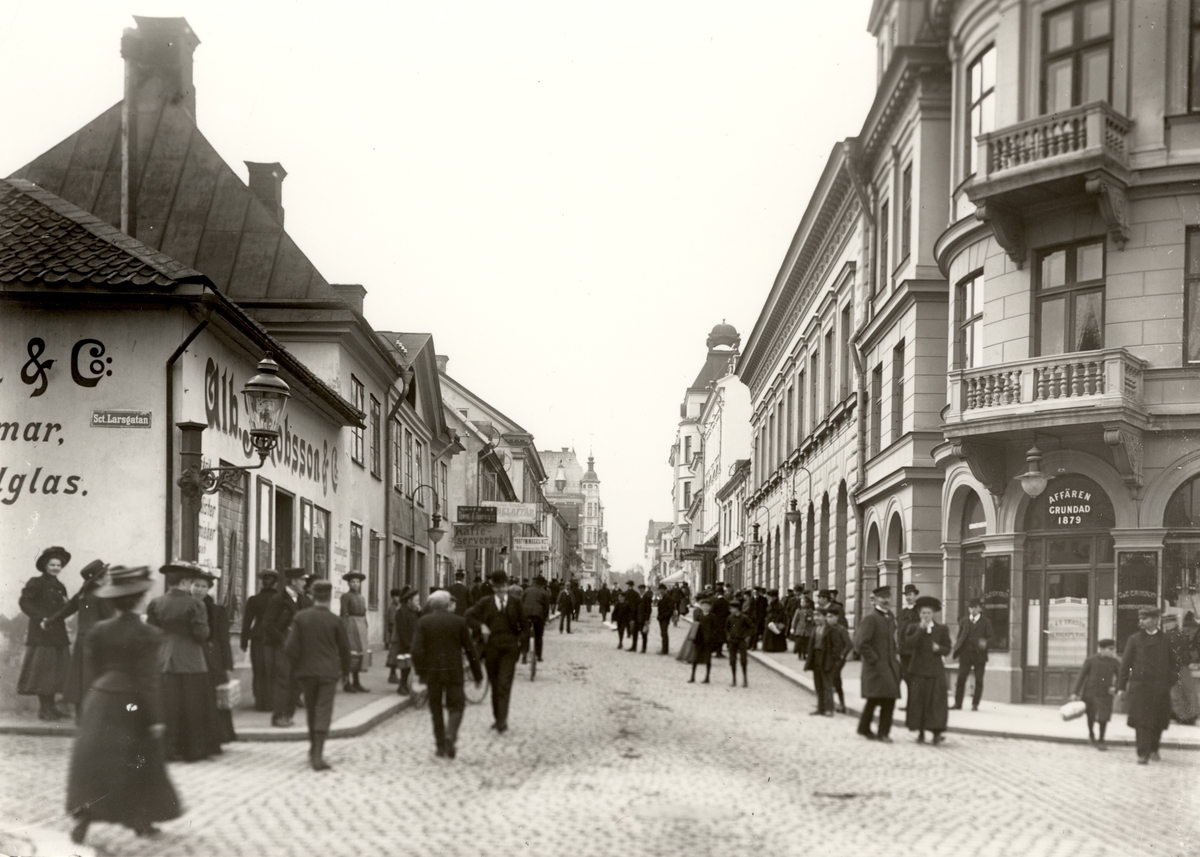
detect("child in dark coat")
(726, 600), (754, 688)
(1071, 638), (1119, 749)
(688, 600), (715, 684)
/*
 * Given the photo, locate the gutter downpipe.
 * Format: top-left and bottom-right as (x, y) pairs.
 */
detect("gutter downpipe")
(165, 313), (211, 564)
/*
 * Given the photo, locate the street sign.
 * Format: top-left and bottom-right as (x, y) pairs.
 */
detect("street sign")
(457, 505), (497, 524)
(481, 501), (538, 524)
(92, 409), (152, 428)
(513, 536), (550, 552)
(452, 523), (508, 549)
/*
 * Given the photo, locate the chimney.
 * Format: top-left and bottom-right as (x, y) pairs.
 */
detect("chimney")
(245, 162), (287, 224)
(331, 284), (367, 314)
(435, 355), (449, 374)
(120, 17), (200, 237)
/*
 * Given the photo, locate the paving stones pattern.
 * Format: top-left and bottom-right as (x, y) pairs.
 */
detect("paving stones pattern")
(0, 615), (1197, 857)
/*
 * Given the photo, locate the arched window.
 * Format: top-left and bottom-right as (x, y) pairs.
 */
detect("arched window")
(1164, 474), (1200, 608)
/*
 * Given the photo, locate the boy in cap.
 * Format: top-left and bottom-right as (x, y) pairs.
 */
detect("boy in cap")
(725, 599), (753, 687)
(1070, 638), (1119, 749)
(286, 580), (351, 771)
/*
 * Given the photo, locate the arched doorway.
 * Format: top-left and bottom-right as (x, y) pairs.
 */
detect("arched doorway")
(1021, 474), (1116, 703)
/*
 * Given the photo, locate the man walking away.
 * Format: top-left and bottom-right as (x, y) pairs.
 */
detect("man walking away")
(522, 576), (551, 662)
(411, 590), (483, 759)
(710, 584), (730, 658)
(285, 581), (350, 771)
(855, 585), (902, 742)
(951, 598), (993, 711)
(449, 571), (471, 617)
(264, 567), (312, 728)
(597, 584), (612, 622)
(556, 586), (573, 634)
(240, 570), (278, 711)
(1117, 607), (1179, 764)
(621, 581), (639, 650)
(635, 584), (653, 653)
(656, 584), (674, 654)
(465, 570), (526, 733)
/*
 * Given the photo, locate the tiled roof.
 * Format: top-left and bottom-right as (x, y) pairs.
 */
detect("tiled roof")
(0, 178), (204, 289)
(8, 90), (335, 301)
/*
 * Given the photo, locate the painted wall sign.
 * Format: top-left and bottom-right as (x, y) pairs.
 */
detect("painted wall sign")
(92, 409), (152, 428)
(1024, 475), (1115, 531)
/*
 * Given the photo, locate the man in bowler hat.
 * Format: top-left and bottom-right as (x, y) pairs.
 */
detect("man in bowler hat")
(286, 580), (350, 770)
(412, 590), (483, 758)
(855, 585), (902, 741)
(1117, 606), (1180, 764)
(465, 570), (526, 733)
(240, 570), (279, 711)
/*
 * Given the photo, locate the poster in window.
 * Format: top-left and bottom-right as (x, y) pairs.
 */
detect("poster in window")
(1116, 552), (1158, 650)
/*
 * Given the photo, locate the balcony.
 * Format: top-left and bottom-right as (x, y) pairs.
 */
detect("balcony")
(967, 102), (1133, 264)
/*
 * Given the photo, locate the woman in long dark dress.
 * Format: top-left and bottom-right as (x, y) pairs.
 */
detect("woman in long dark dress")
(191, 572), (237, 746)
(901, 595), (952, 745)
(146, 562), (219, 762)
(67, 566), (181, 844)
(762, 595), (789, 652)
(46, 560), (114, 723)
(18, 546), (74, 720)
(340, 572), (370, 692)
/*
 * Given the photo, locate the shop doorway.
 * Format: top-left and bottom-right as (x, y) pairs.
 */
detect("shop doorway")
(1021, 475), (1116, 704)
(274, 489), (295, 570)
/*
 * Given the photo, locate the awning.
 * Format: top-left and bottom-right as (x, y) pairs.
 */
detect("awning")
(661, 569), (687, 584)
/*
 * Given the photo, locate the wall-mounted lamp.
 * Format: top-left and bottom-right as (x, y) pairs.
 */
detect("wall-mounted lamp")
(1016, 443), (1051, 498)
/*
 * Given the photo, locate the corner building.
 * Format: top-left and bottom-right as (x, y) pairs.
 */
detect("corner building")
(930, 0), (1200, 703)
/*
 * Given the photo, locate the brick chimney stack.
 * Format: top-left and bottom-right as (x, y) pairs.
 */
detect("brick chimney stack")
(245, 162), (287, 224)
(331, 284), (367, 314)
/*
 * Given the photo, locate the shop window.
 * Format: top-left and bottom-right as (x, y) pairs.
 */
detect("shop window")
(256, 477), (273, 571)
(956, 271), (984, 369)
(300, 499), (314, 572)
(1164, 473), (1200, 608)
(274, 489), (295, 570)
(350, 376), (365, 465)
(1041, 0), (1112, 114)
(1035, 239), (1105, 356)
(966, 45), (996, 176)
(216, 468), (248, 623)
(369, 395), (381, 479)
(313, 506), (330, 579)
(1186, 228), (1200, 364)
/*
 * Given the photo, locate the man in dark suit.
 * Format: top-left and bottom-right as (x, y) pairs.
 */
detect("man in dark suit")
(656, 584), (674, 654)
(263, 567), (312, 727)
(557, 586), (574, 634)
(1117, 607), (1180, 764)
(951, 598), (994, 711)
(521, 576), (551, 662)
(240, 570), (278, 711)
(412, 589), (483, 759)
(632, 584), (653, 653)
(465, 570), (526, 733)
(597, 584), (612, 622)
(619, 581), (639, 649)
(285, 580), (350, 771)
(449, 570), (471, 617)
(897, 584), (920, 709)
(855, 585), (902, 741)
(710, 583), (730, 658)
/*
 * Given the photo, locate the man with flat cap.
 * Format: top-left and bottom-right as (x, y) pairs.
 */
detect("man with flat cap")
(855, 585), (902, 742)
(263, 567), (312, 727)
(1117, 606), (1180, 764)
(286, 580), (350, 771)
(412, 590), (483, 759)
(465, 570), (526, 733)
(240, 570), (279, 711)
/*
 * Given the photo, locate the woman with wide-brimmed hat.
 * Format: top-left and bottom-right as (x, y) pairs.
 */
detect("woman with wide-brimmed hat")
(18, 546), (74, 720)
(146, 560), (220, 761)
(340, 572), (370, 692)
(44, 559), (115, 722)
(66, 565), (182, 845)
(900, 595), (953, 745)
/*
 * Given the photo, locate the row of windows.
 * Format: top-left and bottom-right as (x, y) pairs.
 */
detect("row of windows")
(754, 303), (855, 485)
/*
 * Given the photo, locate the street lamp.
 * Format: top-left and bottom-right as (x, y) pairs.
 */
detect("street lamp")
(554, 462), (567, 492)
(787, 465), (811, 526)
(408, 483), (444, 586)
(1016, 443), (1051, 499)
(747, 504), (771, 588)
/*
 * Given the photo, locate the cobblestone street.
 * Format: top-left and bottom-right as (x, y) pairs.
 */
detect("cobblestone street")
(2, 612), (1197, 857)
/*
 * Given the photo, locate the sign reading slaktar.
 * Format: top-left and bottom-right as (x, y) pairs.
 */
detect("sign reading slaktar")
(452, 523), (508, 549)
(482, 501), (539, 524)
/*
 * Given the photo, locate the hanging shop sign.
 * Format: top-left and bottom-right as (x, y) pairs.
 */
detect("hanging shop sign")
(513, 536), (550, 552)
(452, 523), (509, 549)
(482, 501), (538, 524)
(457, 505), (498, 524)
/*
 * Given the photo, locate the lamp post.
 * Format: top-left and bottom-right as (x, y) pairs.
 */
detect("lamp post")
(177, 356), (290, 561)
(747, 504), (771, 589)
(408, 484), (444, 589)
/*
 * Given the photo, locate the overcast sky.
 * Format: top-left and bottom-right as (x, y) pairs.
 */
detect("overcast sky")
(0, 1), (877, 572)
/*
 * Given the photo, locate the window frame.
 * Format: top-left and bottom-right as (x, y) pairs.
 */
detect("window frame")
(955, 270), (985, 369)
(350, 376), (365, 465)
(369, 395), (381, 479)
(891, 341), (905, 445)
(1040, 0), (1113, 115)
(1186, 227), (1200, 364)
(1033, 237), (1107, 357)
(1192, 1), (1200, 112)
(900, 164), (913, 264)
(966, 45), (996, 177)
(879, 199), (891, 293)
